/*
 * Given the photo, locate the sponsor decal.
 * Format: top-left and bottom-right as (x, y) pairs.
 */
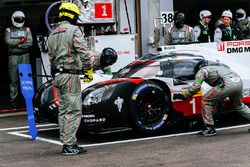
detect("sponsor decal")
(83, 118), (106, 123)
(163, 114), (168, 120)
(82, 114), (106, 123)
(132, 94), (138, 100)
(134, 84), (148, 94)
(114, 97), (124, 112)
(82, 114), (95, 118)
(131, 84), (148, 101)
(217, 40), (250, 54)
(117, 51), (130, 55)
(217, 42), (225, 51)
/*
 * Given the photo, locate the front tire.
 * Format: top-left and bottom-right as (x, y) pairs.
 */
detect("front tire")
(129, 81), (170, 131)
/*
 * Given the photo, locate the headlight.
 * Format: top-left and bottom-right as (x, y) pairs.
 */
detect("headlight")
(83, 87), (106, 106)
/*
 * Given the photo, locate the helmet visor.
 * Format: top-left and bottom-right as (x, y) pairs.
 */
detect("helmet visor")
(236, 13), (244, 19)
(14, 17), (25, 23)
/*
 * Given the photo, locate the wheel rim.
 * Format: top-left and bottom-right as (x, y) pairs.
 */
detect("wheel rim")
(135, 88), (167, 126)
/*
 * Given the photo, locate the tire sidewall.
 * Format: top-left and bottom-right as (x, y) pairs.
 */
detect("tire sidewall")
(129, 81), (170, 131)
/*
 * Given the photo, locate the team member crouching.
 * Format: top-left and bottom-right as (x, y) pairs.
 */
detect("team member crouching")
(174, 60), (250, 136)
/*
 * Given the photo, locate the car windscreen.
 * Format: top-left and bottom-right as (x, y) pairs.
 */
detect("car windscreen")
(173, 61), (196, 81)
(113, 61), (160, 78)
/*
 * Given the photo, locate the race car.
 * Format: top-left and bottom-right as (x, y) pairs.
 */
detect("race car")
(34, 45), (250, 133)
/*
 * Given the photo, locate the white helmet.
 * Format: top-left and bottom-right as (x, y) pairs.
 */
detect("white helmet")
(222, 10), (233, 19)
(235, 8), (246, 21)
(11, 11), (25, 28)
(199, 10), (212, 19)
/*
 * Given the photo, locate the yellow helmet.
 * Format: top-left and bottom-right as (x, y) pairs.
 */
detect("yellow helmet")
(59, 2), (80, 20)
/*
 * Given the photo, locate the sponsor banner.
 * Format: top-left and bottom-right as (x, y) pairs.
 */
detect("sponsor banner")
(217, 40), (250, 54)
(216, 40), (250, 67)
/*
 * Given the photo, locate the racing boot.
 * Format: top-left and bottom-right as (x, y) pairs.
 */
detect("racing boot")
(197, 125), (217, 137)
(62, 144), (87, 156)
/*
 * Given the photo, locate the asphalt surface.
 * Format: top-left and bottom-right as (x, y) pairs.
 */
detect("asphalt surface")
(1, 113), (250, 167)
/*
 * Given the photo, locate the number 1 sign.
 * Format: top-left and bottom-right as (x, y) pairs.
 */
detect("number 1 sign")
(95, 3), (113, 19)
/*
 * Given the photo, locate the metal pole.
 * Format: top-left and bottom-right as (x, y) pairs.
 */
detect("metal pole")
(115, 0), (120, 34)
(135, 0), (142, 57)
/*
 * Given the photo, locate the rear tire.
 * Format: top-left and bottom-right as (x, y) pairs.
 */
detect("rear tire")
(129, 81), (170, 131)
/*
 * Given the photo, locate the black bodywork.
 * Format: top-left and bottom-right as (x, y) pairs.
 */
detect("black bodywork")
(35, 53), (211, 133)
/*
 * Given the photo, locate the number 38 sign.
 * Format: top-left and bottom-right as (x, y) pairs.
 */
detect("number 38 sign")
(161, 11), (174, 25)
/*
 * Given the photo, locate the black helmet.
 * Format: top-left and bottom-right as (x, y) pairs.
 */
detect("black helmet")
(100, 48), (118, 66)
(174, 12), (185, 28)
(194, 60), (208, 74)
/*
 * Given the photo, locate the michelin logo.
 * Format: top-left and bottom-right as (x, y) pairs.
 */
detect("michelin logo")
(114, 97), (124, 112)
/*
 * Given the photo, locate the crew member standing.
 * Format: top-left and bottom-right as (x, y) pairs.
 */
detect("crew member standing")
(165, 12), (195, 45)
(5, 11), (33, 107)
(194, 10), (212, 42)
(214, 10), (237, 42)
(233, 8), (250, 40)
(48, 2), (117, 155)
(48, 2), (94, 155)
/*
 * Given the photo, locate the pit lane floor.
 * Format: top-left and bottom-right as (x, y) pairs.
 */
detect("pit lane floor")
(1, 113), (250, 167)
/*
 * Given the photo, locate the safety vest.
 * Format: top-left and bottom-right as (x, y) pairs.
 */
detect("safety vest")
(217, 24), (234, 41)
(196, 21), (210, 42)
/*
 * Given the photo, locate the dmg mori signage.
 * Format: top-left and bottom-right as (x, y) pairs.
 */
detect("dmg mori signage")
(217, 40), (250, 54)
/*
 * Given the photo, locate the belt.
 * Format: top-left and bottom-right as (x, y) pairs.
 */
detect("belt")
(52, 68), (81, 77)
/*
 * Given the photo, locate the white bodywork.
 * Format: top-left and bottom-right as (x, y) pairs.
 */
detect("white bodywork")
(159, 45), (250, 79)
(80, 72), (112, 91)
(156, 45), (250, 96)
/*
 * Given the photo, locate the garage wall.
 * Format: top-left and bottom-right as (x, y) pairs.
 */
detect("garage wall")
(119, 0), (136, 34)
(140, 0), (173, 55)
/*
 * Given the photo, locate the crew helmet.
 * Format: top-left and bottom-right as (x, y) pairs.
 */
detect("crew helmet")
(11, 11), (25, 28)
(194, 60), (208, 74)
(200, 10), (212, 19)
(59, 2), (80, 24)
(235, 8), (246, 21)
(174, 12), (185, 28)
(222, 10), (233, 19)
(100, 48), (118, 67)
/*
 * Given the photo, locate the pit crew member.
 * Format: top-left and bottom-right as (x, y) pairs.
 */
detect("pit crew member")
(174, 60), (250, 136)
(5, 11), (33, 107)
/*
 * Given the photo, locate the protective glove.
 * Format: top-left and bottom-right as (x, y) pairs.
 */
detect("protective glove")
(83, 69), (93, 83)
(19, 37), (27, 44)
(173, 93), (186, 100)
